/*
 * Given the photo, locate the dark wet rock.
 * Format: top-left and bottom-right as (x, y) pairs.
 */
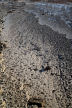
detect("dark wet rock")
(39, 66), (44, 72)
(7, 8), (16, 13)
(51, 73), (55, 76)
(52, 90), (56, 93)
(32, 45), (40, 51)
(0, 42), (6, 53)
(27, 98), (45, 108)
(33, 68), (38, 71)
(2, 27), (4, 29)
(39, 65), (51, 72)
(7, 10), (14, 13)
(44, 66), (51, 71)
(42, 13), (44, 15)
(0, 79), (4, 84)
(58, 54), (64, 60)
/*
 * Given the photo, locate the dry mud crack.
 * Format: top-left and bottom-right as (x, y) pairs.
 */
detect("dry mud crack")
(0, 1), (72, 108)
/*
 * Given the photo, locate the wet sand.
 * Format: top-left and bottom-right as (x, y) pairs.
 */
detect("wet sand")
(24, 2), (72, 39)
(0, 1), (72, 108)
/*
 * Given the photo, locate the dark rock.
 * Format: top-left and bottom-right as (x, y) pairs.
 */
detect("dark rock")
(34, 68), (38, 71)
(39, 65), (51, 72)
(51, 73), (55, 75)
(58, 54), (64, 60)
(52, 90), (56, 93)
(27, 98), (44, 108)
(42, 13), (44, 15)
(0, 42), (6, 53)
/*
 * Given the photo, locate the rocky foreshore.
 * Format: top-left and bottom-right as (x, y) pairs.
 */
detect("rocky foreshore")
(0, 1), (72, 108)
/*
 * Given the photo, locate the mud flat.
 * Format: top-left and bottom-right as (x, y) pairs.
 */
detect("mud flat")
(0, 1), (72, 108)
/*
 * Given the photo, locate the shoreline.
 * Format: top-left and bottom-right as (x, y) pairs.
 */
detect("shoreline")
(0, 1), (72, 108)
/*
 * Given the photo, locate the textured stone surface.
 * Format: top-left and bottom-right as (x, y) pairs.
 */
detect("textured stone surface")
(0, 1), (72, 108)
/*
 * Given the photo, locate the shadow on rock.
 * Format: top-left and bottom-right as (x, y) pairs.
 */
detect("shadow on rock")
(0, 41), (6, 53)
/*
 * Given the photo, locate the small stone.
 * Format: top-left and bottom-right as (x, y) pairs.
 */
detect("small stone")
(39, 65), (51, 72)
(58, 54), (64, 60)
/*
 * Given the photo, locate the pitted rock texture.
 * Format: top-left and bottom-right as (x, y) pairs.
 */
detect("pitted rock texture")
(0, 1), (72, 108)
